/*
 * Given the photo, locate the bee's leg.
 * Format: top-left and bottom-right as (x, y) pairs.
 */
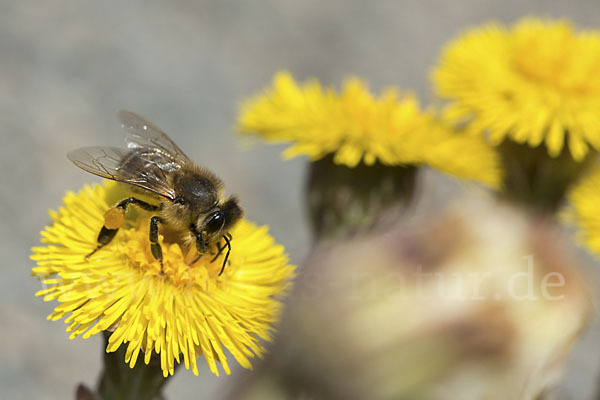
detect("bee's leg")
(116, 197), (161, 212)
(210, 240), (223, 262)
(210, 234), (232, 263)
(87, 197), (160, 259)
(149, 216), (164, 272)
(189, 252), (203, 265)
(218, 235), (232, 276)
(86, 226), (119, 259)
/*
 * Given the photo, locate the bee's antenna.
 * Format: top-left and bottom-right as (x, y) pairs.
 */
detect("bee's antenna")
(218, 235), (231, 276)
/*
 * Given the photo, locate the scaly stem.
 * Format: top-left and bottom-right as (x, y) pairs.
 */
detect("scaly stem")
(306, 154), (418, 240)
(498, 140), (596, 214)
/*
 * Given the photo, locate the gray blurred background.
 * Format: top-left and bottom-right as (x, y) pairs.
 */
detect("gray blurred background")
(2, 1), (600, 399)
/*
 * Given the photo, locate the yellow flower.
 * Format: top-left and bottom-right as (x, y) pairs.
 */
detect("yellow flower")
(31, 181), (295, 377)
(238, 71), (502, 188)
(433, 18), (600, 161)
(567, 165), (600, 257)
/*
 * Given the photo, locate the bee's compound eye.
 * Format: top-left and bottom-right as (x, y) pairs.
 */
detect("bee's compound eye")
(205, 211), (225, 234)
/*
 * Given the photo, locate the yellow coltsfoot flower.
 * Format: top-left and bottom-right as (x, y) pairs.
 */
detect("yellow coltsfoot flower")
(32, 181), (295, 377)
(238, 71), (502, 189)
(433, 18), (600, 161)
(238, 71), (502, 238)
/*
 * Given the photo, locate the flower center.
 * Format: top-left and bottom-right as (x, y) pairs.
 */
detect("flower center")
(512, 22), (600, 93)
(120, 225), (222, 289)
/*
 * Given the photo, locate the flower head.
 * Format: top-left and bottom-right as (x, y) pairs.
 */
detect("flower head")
(238, 71), (502, 188)
(567, 165), (600, 257)
(433, 18), (600, 160)
(31, 181), (295, 377)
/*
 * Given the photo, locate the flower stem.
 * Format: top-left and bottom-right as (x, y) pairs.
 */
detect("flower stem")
(306, 154), (418, 241)
(95, 331), (174, 400)
(498, 140), (596, 214)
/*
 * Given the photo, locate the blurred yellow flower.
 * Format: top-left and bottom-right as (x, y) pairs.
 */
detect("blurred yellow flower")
(238, 71), (502, 188)
(433, 18), (600, 161)
(567, 166), (600, 257)
(31, 182), (295, 377)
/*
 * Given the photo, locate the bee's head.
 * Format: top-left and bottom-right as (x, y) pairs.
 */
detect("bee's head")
(194, 196), (243, 251)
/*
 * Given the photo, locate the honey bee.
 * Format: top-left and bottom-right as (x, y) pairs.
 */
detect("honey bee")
(67, 110), (244, 275)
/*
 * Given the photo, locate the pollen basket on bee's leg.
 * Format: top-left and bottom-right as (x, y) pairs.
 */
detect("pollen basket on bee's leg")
(103, 207), (126, 230)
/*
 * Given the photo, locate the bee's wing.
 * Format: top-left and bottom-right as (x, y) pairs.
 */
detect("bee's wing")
(117, 110), (192, 164)
(67, 146), (180, 200)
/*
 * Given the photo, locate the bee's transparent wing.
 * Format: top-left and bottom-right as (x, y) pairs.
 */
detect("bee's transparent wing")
(117, 110), (191, 164)
(67, 146), (180, 200)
